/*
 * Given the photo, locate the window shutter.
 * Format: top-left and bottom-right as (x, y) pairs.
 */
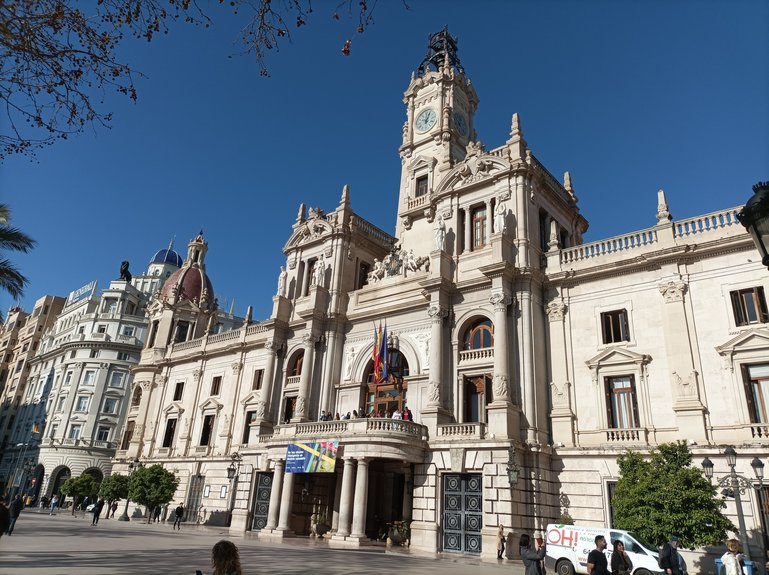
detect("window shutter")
(629, 375), (640, 427)
(741, 364), (758, 423)
(604, 377), (613, 428)
(731, 291), (746, 326)
(757, 287), (769, 323)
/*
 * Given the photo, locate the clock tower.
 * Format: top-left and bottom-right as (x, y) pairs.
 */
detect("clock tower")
(396, 27), (478, 240)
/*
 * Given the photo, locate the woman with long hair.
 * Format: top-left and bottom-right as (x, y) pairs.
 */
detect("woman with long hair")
(211, 540), (242, 575)
(519, 533), (546, 575)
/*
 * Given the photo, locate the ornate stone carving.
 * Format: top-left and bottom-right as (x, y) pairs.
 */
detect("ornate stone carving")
(139, 380), (154, 391)
(427, 304), (448, 323)
(659, 278), (687, 303)
(550, 381), (571, 408)
(344, 347), (355, 380)
(402, 216), (412, 230)
(264, 338), (279, 352)
(302, 333), (318, 347)
(673, 370), (699, 399)
(427, 380), (441, 406)
(231, 362), (243, 375)
(276, 266), (287, 297)
(489, 292), (511, 311)
(295, 396), (307, 417)
(255, 400), (267, 419)
(192, 368), (203, 382)
(492, 373), (509, 400)
(425, 206), (435, 223)
(433, 215), (446, 250)
(546, 300), (567, 322)
(494, 202), (507, 234)
(368, 245), (429, 284)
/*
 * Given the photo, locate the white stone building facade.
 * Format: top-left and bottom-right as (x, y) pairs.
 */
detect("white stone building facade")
(114, 30), (768, 564)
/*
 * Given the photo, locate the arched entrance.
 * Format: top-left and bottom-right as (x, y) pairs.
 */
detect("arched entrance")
(83, 467), (104, 483)
(31, 464), (45, 501)
(49, 466), (71, 500)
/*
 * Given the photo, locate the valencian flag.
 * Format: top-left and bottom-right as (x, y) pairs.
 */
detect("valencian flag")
(372, 322), (389, 383)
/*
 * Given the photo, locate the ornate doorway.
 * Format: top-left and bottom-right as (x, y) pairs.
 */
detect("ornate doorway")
(442, 473), (482, 555)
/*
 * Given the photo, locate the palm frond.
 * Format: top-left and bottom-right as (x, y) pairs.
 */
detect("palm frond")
(0, 258), (29, 299)
(0, 226), (36, 253)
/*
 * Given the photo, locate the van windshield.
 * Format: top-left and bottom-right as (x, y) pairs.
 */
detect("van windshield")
(627, 532), (658, 554)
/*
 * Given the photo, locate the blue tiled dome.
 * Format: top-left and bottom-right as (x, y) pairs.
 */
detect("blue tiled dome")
(151, 248), (183, 268)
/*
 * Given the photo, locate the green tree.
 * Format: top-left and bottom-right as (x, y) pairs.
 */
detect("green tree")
(0, 204), (36, 305)
(613, 441), (735, 548)
(59, 474), (100, 516)
(98, 474), (130, 517)
(128, 464), (179, 523)
(1, 1), (389, 158)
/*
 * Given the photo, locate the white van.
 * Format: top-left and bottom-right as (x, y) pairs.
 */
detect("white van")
(545, 524), (663, 575)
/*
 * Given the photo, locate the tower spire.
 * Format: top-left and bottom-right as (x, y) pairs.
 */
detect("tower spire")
(417, 27), (463, 77)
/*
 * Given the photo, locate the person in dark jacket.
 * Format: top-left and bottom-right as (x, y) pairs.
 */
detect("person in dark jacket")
(0, 502), (10, 538)
(659, 536), (682, 575)
(91, 498), (105, 526)
(611, 540), (634, 575)
(520, 533), (547, 575)
(6, 495), (23, 535)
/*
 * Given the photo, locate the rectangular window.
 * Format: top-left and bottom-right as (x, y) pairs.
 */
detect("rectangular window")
(57, 396), (66, 412)
(109, 372), (124, 388)
(70, 350), (76, 359)
(32, 306), (42, 318)
(742, 363), (769, 424)
(96, 426), (110, 442)
(90, 349), (99, 358)
(64, 371), (72, 386)
(97, 324), (107, 334)
(605, 375), (639, 429)
(200, 414), (215, 446)
(160, 418), (176, 448)
(121, 420), (135, 450)
(78, 326), (85, 335)
(357, 262), (370, 290)
(49, 424), (58, 438)
(415, 175), (428, 197)
(15, 360), (24, 373)
(123, 326), (135, 337)
(174, 321), (189, 343)
(242, 410), (256, 444)
(103, 398), (119, 414)
(471, 206), (487, 250)
(731, 287), (769, 326)
(68, 424), (81, 439)
(82, 371), (95, 386)
(210, 376), (222, 396)
(117, 352), (131, 361)
(601, 309), (630, 344)
(173, 381), (185, 401)
(252, 370), (264, 391)
(76, 396), (89, 412)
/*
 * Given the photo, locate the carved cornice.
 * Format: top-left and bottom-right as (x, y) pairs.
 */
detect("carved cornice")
(658, 278), (687, 303)
(546, 300), (567, 322)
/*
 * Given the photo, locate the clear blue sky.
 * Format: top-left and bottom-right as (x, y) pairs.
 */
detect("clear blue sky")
(3, 0), (768, 320)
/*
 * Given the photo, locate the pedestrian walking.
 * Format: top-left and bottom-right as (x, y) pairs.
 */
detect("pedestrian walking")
(153, 505), (162, 523)
(211, 539), (243, 575)
(520, 533), (546, 575)
(587, 535), (611, 575)
(0, 502), (10, 538)
(611, 540), (634, 575)
(91, 498), (105, 526)
(721, 539), (742, 575)
(6, 495), (23, 535)
(497, 525), (506, 559)
(659, 536), (682, 575)
(110, 501), (118, 518)
(173, 503), (184, 530)
(49, 494), (59, 515)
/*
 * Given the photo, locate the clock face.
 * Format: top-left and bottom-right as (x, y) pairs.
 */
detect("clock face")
(415, 109), (437, 133)
(452, 111), (468, 137)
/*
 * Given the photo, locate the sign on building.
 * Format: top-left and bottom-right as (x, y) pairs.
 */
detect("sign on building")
(285, 441), (339, 473)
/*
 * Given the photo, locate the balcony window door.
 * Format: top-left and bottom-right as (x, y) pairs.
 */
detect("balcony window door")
(742, 363), (769, 424)
(464, 375), (491, 423)
(605, 375), (639, 429)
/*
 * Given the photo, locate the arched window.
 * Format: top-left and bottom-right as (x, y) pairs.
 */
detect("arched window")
(131, 386), (142, 407)
(291, 352), (304, 377)
(463, 318), (494, 350)
(363, 352), (410, 416)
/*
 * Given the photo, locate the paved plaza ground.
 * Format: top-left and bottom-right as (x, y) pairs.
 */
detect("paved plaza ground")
(0, 510), (526, 575)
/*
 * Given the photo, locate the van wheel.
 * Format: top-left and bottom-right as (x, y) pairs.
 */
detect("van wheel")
(634, 570), (652, 575)
(556, 560), (575, 575)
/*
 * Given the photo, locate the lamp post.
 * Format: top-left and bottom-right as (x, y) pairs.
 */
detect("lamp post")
(737, 181), (769, 268)
(701, 448), (766, 562)
(118, 457), (142, 522)
(750, 457), (768, 570)
(226, 452), (242, 527)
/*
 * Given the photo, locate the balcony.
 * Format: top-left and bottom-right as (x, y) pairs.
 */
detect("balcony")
(749, 423), (769, 439)
(437, 422), (486, 440)
(605, 427), (647, 444)
(260, 418), (429, 463)
(458, 348), (494, 364)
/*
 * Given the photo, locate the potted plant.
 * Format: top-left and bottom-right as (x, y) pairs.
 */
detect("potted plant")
(387, 520), (410, 546)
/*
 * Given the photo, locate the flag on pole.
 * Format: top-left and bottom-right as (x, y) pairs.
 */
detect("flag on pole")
(380, 323), (388, 383)
(372, 323), (381, 382)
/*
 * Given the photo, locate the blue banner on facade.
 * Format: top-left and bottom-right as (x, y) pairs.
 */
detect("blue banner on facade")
(285, 441), (339, 473)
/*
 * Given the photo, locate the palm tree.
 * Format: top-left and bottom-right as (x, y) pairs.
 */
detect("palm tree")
(0, 204), (36, 301)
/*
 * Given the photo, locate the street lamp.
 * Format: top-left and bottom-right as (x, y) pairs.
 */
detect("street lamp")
(506, 446), (520, 489)
(750, 458), (768, 570)
(701, 448), (766, 562)
(737, 181), (769, 268)
(118, 457), (142, 522)
(226, 452), (242, 527)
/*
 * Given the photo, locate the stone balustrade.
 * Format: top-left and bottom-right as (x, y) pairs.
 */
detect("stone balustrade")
(406, 195), (429, 210)
(437, 422), (486, 439)
(208, 330), (240, 344)
(604, 427), (647, 443)
(750, 423), (769, 439)
(458, 348), (494, 363)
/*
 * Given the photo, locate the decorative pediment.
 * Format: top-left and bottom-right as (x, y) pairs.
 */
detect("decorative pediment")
(408, 154), (437, 174)
(163, 401), (185, 416)
(96, 416), (115, 424)
(284, 213), (334, 249)
(586, 347), (651, 370)
(103, 389), (123, 398)
(436, 153), (510, 192)
(241, 390), (261, 406)
(716, 327), (769, 371)
(199, 397), (223, 412)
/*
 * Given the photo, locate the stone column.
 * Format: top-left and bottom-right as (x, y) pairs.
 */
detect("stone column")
(349, 458), (369, 540)
(333, 458), (357, 538)
(276, 468), (295, 534)
(265, 459), (284, 531)
(255, 338), (279, 426)
(490, 291), (511, 403)
(485, 199), (493, 240)
(464, 207), (472, 253)
(426, 304), (447, 408)
(402, 466), (413, 523)
(520, 290), (537, 442)
(293, 333), (317, 422)
(546, 299), (575, 446)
